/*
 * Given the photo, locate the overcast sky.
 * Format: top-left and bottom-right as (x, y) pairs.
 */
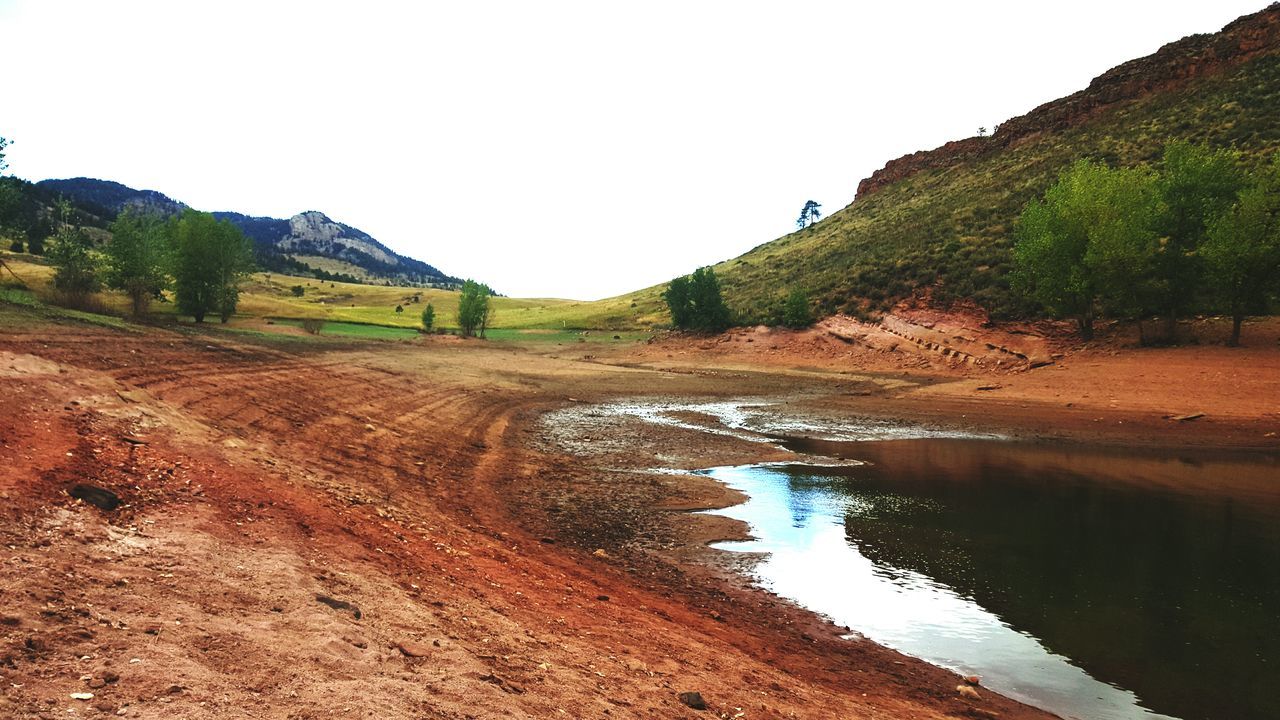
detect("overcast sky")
(1, 1), (1266, 299)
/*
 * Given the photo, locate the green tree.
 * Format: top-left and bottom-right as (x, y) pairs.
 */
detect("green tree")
(796, 200), (822, 230)
(105, 208), (169, 316)
(1202, 157), (1280, 346)
(0, 135), (8, 174)
(169, 210), (254, 323)
(781, 288), (813, 328)
(455, 279), (492, 337)
(421, 303), (435, 332)
(664, 266), (731, 332)
(290, 285), (305, 297)
(1012, 160), (1161, 340)
(663, 275), (692, 328)
(1152, 142), (1245, 337)
(48, 226), (101, 300)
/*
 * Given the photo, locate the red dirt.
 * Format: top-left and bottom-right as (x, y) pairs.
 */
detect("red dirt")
(2, 306), (1275, 719)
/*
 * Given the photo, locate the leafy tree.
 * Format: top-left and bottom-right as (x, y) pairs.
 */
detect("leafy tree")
(169, 210), (254, 323)
(1012, 160), (1161, 340)
(290, 285), (305, 297)
(781, 288), (814, 328)
(1202, 157), (1280, 346)
(395, 304), (403, 314)
(664, 266), (731, 332)
(105, 208), (169, 316)
(796, 200), (822, 230)
(663, 275), (692, 328)
(456, 279), (492, 337)
(421, 303), (435, 332)
(1152, 142), (1245, 336)
(0, 135), (8, 174)
(48, 226), (101, 299)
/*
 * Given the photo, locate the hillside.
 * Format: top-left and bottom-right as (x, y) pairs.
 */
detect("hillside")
(33, 178), (460, 288)
(707, 4), (1280, 322)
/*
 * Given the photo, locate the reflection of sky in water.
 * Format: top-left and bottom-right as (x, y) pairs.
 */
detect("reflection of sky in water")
(703, 464), (1177, 720)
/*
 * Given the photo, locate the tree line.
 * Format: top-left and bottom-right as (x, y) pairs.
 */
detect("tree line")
(49, 206), (255, 322)
(1013, 142), (1280, 345)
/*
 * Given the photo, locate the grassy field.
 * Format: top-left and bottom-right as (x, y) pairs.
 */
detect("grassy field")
(0, 252), (662, 338)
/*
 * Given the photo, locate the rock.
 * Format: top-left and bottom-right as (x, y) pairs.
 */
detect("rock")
(956, 684), (981, 700)
(70, 693), (95, 701)
(964, 675), (982, 686)
(975, 384), (1002, 391)
(315, 594), (362, 620)
(678, 691), (707, 710)
(1168, 412), (1206, 422)
(88, 678), (106, 689)
(102, 671), (120, 684)
(596, 595), (610, 602)
(69, 485), (120, 511)
(397, 640), (433, 658)
(592, 548), (610, 559)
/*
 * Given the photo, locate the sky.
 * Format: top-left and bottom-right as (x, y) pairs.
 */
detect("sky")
(0, 1), (1268, 299)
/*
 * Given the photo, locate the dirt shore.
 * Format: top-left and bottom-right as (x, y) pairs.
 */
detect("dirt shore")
(2, 309), (1276, 719)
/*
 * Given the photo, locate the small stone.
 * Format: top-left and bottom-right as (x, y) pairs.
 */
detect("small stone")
(102, 671), (120, 684)
(70, 692), (95, 701)
(678, 691), (707, 710)
(397, 640), (433, 658)
(592, 548), (610, 559)
(964, 675), (982, 686)
(88, 678), (106, 689)
(596, 595), (610, 602)
(956, 684), (981, 700)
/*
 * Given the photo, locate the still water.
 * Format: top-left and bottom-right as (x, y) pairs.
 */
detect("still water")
(701, 439), (1280, 720)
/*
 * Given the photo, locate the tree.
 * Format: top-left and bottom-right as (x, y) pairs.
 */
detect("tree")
(105, 208), (169, 316)
(796, 200), (822, 230)
(1202, 157), (1280, 346)
(1152, 142), (1245, 338)
(781, 288), (813, 328)
(48, 226), (100, 301)
(1012, 160), (1161, 340)
(456, 279), (492, 337)
(664, 266), (731, 332)
(169, 210), (254, 323)
(290, 285), (305, 297)
(421, 303), (435, 332)
(663, 275), (692, 328)
(0, 135), (8, 174)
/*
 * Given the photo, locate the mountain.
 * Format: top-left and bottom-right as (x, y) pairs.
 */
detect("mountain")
(33, 178), (459, 288)
(710, 3), (1280, 322)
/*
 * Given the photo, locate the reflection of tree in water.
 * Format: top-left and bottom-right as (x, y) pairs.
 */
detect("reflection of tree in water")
(795, 444), (1280, 720)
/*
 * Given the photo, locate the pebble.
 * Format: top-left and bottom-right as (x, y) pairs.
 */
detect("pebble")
(678, 691), (707, 710)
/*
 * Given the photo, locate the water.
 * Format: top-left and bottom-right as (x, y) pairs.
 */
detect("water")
(700, 439), (1280, 720)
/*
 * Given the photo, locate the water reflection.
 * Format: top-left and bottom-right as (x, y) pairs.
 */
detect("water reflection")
(702, 440), (1280, 720)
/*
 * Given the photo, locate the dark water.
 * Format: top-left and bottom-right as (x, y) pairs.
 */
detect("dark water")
(702, 439), (1280, 720)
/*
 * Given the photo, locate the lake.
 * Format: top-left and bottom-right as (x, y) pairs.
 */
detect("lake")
(702, 438), (1280, 720)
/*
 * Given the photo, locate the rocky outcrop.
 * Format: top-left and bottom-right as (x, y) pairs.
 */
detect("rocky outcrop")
(855, 3), (1280, 199)
(279, 210), (399, 266)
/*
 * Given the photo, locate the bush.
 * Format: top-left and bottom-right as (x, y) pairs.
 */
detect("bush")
(664, 266), (731, 332)
(291, 285), (305, 297)
(780, 288), (814, 328)
(300, 318), (325, 335)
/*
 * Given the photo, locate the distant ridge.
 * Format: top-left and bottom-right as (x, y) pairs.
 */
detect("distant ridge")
(35, 177), (460, 288)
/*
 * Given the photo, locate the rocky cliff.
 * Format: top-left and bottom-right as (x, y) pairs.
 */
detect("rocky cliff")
(855, 3), (1280, 199)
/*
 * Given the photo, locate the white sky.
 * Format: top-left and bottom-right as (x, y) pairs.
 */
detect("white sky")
(0, 1), (1266, 299)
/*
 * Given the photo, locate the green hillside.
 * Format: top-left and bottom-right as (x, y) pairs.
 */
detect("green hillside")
(708, 28), (1280, 322)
